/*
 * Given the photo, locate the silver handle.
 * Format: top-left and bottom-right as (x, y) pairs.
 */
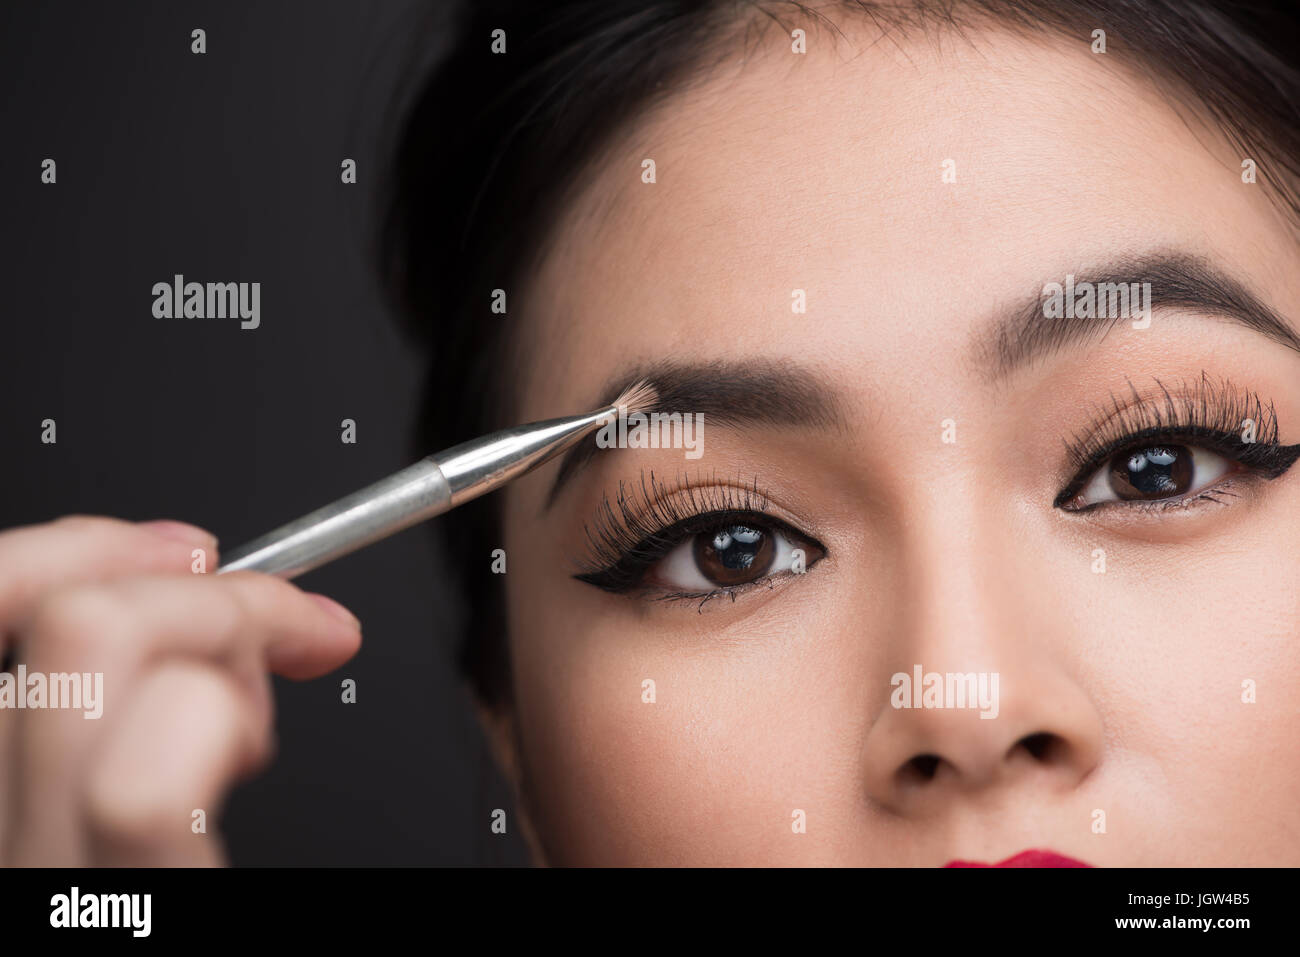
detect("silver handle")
(217, 458), (453, 579)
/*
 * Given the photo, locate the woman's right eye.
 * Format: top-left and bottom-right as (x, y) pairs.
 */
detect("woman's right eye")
(645, 519), (824, 593)
(1066, 442), (1237, 509)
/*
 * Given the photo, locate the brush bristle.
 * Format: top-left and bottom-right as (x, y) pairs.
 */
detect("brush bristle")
(609, 379), (658, 416)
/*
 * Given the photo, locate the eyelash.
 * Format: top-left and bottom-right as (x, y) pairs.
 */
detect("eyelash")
(574, 471), (819, 604)
(572, 377), (1298, 601)
(1055, 374), (1300, 510)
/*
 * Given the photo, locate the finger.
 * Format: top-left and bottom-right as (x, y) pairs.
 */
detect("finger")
(0, 517), (214, 860)
(80, 660), (275, 866)
(18, 571), (361, 685)
(0, 515), (217, 629)
(7, 573), (357, 863)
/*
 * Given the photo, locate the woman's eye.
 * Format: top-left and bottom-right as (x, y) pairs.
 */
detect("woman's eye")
(646, 521), (820, 592)
(1072, 443), (1235, 507)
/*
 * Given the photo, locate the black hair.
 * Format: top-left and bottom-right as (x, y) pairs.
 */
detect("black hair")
(377, 0), (1300, 712)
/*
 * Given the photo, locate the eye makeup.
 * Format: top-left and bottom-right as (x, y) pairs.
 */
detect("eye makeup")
(574, 469), (827, 604)
(1054, 373), (1300, 511)
(570, 374), (1300, 604)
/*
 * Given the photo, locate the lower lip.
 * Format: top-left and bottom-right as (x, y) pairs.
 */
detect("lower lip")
(943, 849), (1092, 868)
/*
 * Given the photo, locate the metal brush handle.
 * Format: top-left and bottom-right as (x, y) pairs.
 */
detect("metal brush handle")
(215, 403), (620, 580)
(216, 459), (452, 579)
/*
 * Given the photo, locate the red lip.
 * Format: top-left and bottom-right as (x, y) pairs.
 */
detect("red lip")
(943, 849), (1092, 868)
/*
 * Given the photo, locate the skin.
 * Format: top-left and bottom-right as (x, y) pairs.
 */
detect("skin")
(4, 14), (1295, 869)
(483, 16), (1300, 865)
(0, 517), (360, 865)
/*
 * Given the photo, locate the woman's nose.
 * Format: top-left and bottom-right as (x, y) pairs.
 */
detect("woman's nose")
(860, 501), (1105, 816)
(862, 659), (1104, 815)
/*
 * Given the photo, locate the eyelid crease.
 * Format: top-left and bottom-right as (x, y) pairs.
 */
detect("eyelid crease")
(574, 469), (771, 580)
(1055, 372), (1299, 508)
(1061, 372), (1282, 472)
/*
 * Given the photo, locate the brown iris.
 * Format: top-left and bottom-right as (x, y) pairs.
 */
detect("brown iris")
(692, 523), (775, 586)
(1108, 445), (1193, 500)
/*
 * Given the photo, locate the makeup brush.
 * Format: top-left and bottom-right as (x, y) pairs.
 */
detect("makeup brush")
(216, 380), (657, 579)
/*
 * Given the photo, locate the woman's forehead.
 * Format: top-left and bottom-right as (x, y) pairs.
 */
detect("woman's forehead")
(514, 24), (1295, 417)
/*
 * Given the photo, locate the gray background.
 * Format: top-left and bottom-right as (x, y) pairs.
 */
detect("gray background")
(0, 0), (529, 865)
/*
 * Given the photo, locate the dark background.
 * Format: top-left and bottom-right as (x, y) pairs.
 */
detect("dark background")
(0, 0), (529, 865)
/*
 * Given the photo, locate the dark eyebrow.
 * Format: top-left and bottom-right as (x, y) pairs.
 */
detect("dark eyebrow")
(981, 251), (1300, 380)
(543, 359), (845, 510)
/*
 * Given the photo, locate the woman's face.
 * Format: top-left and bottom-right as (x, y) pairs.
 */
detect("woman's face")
(490, 21), (1300, 865)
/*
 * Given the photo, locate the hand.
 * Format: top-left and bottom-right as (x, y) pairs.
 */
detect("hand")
(0, 516), (362, 865)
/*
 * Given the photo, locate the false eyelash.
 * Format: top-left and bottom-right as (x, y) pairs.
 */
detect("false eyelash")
(1055, 373), (1300, 508)
(574, 470), (770, 592)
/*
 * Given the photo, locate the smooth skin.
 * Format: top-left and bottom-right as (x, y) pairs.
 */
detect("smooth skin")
(484, 16), (1300, 864)
(8, 15), (1296, 869)
(0, 517), (360, 865)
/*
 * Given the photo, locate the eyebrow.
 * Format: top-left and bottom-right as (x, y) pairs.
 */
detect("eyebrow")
(544, 252), (1299, 509)
(981, 251), (1300, 379)
(543, 359), (846, 509)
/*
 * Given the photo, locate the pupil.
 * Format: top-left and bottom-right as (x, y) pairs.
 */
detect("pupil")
(693, 524), (775, 586)
(1109, 445), (1192, 500)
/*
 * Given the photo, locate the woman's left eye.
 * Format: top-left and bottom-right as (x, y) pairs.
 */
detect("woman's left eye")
(1068, 442), (1236, 508)
(646, 520), (822, 592)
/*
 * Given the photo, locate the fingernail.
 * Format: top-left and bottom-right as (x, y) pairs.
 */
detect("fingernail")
(307, 593), (361, 629)
(137, 519), (218, 549)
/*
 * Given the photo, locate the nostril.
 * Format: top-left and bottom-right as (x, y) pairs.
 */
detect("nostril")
(900, 753), (942, 784)
(1019, 732), (1061, 761)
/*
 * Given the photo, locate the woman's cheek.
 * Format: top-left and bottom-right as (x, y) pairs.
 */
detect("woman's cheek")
(1064, 509), (1300, 864)
(509, 600), (867, 864)
(1170, 525), (1300, 863)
